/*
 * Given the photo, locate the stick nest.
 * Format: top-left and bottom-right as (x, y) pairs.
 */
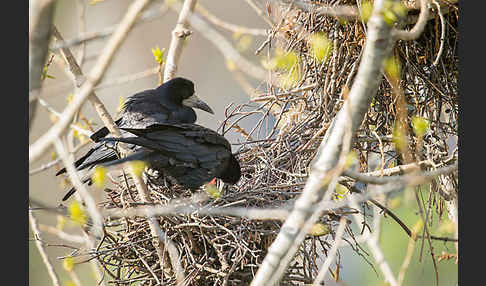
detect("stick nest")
(91, 1), (459, 285)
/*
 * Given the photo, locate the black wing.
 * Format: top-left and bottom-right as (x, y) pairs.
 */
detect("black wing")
(101, 123), (241, 188)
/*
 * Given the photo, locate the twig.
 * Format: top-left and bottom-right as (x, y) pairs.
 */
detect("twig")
(432, 0), (446, 66)
(38, 224), (87, 244)
(131, 173), (186, 284)
(393, 0), (430, 40)
(29, 0), (153, 163)
(397, 221), (421, 286)
(37, 97), (94, 137)
(342, 161), (458, 185)
(29, 203), (62, 286)
(163, 0), (198, 82)
(196, 3), (267, 36)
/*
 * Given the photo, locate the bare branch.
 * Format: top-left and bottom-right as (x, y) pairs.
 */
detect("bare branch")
(342, 161), (458, 185)
(163, 0), (198, 82)
(431, 0), (446, 66)
(196, 3), (268, 36)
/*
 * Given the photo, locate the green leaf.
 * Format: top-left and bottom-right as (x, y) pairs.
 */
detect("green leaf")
(309, 32), (332, 63)
(68, 201), (87, 225)
(411, 116), (429, 138)
(360, 0), (373, 23)
(236, 34), (253, 53)
(205, 183), (221, 199)
(63, 256), (75, 272)
(129, 161), (147, 178)
(151, 46), (165, 65)
(308, 223), (330, 236)
(91, 166), (107, 188)
(274, 48), (299, 70)
(384, 56), (401, 81)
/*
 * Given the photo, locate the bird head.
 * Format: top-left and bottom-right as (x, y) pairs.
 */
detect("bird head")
(164, 77), (214, 114)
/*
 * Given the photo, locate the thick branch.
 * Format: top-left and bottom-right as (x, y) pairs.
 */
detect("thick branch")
(29, 0), (56, 130)
(163, 0), (198, 82)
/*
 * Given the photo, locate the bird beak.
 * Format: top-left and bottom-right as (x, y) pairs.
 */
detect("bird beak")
(182, 94), (214, 114)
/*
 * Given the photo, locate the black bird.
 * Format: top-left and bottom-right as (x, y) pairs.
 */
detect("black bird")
(56, 77), (214, 201)
(99, 123), (241, 190)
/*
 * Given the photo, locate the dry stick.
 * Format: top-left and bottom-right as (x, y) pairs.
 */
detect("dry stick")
(29, 0), (56, 130)
(397, 226), (420, 286)
(29, 204), (62, 286)
(29, 0), (153, 163)
(196, 3), (267, 36)
(249, 0), (398, 284)
(342, 161), (457, 185)
(312, 218), (347, 286)
(431, 0), (446, 66)
(163, 0), (198, 82)
(393, 0), (430, 40)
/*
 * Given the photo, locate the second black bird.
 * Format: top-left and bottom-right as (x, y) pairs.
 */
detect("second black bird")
(99, 123), (241, 190)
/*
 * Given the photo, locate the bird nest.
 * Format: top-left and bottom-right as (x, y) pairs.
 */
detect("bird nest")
(93, 1), (458, 285)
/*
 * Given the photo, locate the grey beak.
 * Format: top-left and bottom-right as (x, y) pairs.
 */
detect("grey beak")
(182, 94), (214, 114)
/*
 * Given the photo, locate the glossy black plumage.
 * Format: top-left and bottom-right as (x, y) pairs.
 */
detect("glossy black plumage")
(56, 78), (214, 201)
(100, 123), (241, 189)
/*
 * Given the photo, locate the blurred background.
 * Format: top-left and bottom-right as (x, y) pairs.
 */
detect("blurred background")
(29, 0), (458, 285)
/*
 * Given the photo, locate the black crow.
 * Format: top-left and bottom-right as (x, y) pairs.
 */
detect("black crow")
(56, 77), (214, 200)
(99, 123), (241, 190)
